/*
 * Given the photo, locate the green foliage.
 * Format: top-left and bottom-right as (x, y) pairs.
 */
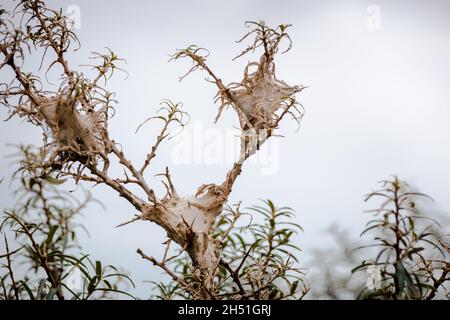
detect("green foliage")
(352, 176), (449, 300)
(151, 200), (308, 300)
(307, 224), (367, 300)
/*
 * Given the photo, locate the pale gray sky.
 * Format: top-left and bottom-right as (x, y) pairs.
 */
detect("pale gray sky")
(1, 0), (450, 298)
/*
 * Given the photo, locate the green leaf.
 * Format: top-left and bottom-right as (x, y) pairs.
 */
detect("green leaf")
(103, 279), (112, 289)
(269, 218), (275, 228)
(351, 261), (371, 273)
(60, 282), (81, 300)
(46, 288), (56, 300)
(103, 273), (135, 288)
(406, 247), (424, 259)
(395, 261), (411, 294)
(88, 275), (98, 294)
(268, 288), (279, 299)
(37, 279), (47, 298)
(94, 288), (136, 300)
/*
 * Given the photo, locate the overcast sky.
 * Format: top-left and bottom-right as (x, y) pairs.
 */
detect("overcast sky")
(1, 0), (450, 298)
